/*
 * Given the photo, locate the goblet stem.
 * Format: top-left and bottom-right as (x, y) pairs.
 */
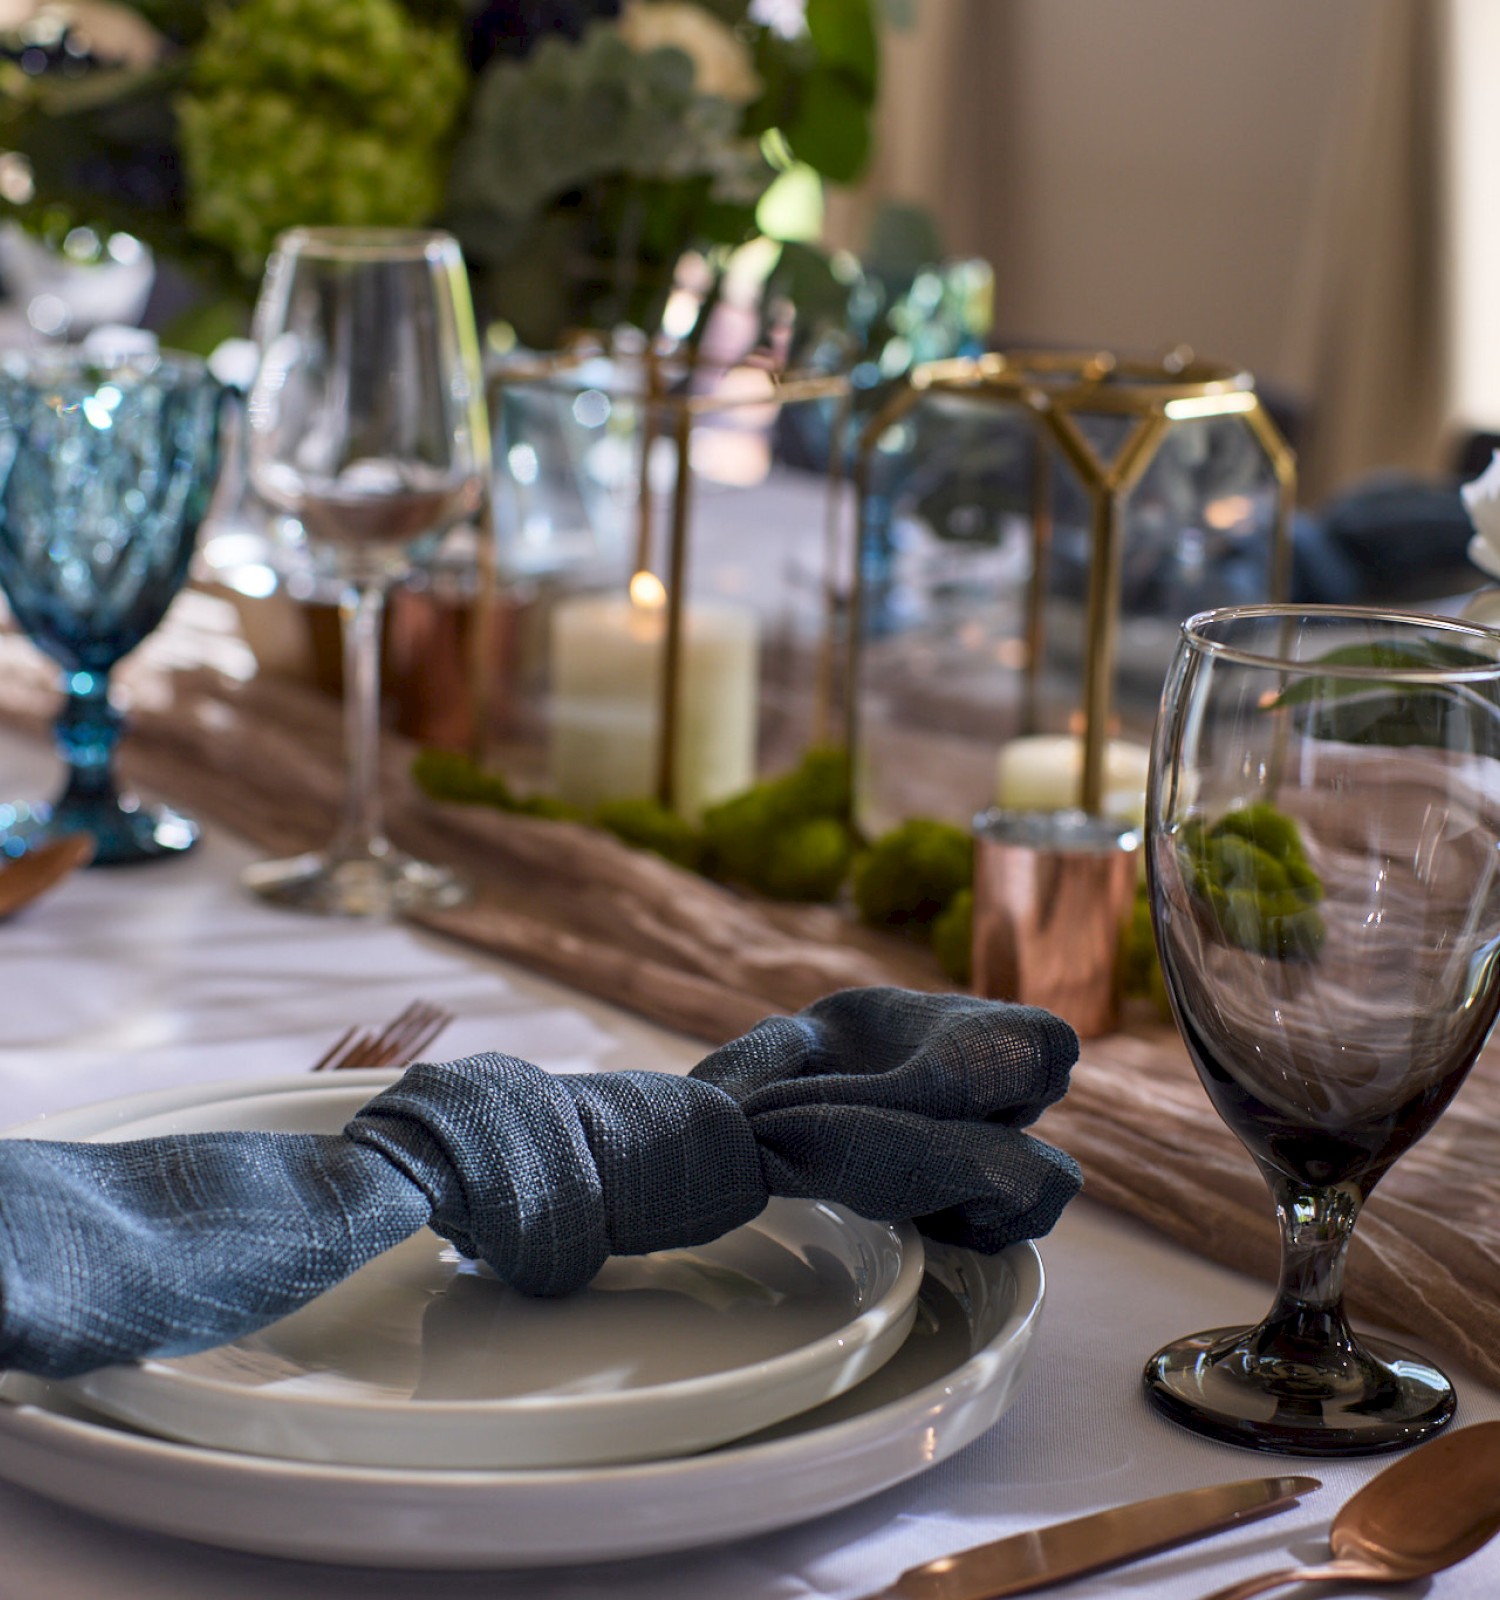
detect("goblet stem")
(53, 666), (123, 816)
(241, 574), (464, 915)
(1255, 1171), (1362, 1356)
(1144, 1161), (1455, 1453)
(40, 663), (198, 865)
(332, 582), (389, 863)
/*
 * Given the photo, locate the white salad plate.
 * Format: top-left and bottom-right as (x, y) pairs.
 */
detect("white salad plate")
(38, 1079), (923, 1470)
(0, 1072), (1047, 1568)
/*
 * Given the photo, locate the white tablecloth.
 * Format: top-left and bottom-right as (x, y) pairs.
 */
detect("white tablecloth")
(1, 727), (1495, 1600)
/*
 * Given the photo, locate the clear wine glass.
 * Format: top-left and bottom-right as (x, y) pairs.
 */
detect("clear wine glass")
(243, 228), (488, 916)
(1145, 604), (1500, 1455)
(0, 345), (225, 864)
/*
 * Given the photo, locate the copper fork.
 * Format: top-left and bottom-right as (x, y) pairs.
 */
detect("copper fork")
(310, 1000), (454, 1072)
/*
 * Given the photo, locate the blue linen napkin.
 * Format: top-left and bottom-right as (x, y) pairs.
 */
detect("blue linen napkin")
(0, 988), (1082, 1380)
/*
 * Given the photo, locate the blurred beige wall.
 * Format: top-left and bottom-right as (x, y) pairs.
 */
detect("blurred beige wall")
(838, 0), (1366, 389)
(833, 0), (1462, 494)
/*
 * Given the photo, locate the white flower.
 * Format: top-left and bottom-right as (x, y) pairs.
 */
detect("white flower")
(1461, 450), (1500, 579)
(617, 1), (763, 105)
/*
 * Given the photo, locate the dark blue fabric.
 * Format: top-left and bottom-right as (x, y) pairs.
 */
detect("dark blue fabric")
(0, 988), (1082, 1380)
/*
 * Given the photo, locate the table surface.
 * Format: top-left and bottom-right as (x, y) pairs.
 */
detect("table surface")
(2, 726), (1497, 1600)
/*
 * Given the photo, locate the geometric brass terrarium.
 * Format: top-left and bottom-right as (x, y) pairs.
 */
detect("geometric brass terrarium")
(480, 334), (852, 815)
(845, 348), (1296, 828)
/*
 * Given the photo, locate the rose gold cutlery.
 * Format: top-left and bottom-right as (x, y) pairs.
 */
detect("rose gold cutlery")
(1197, 1420), (1500, 1600)
(309, 1000), (454, 1072)
(859, 1475), (1319, 1600)
(0, 834), (94, 920)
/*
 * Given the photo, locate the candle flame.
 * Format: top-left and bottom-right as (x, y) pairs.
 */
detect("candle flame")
(629, 570), (667, 611)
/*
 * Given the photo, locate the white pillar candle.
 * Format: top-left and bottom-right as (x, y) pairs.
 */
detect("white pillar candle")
(995, 734), (1152, 826)
(549, 572), (760, 818)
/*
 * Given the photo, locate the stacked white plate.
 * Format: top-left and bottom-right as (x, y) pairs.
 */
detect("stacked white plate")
(0, 1072), (1046, 1568)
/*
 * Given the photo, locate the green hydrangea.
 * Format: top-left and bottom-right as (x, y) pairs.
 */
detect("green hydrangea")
(852, 818), (972, 931)
(178, 0), (465, 276)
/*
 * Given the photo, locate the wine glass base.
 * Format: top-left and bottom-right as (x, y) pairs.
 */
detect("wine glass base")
(1144, 1325), (1455, 1456)
(0, 798), (197, 867)
(242, 847), (468, 918)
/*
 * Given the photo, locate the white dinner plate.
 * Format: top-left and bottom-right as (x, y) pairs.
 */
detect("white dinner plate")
(44, 1081), (922, 1470)
(0, 1072), (1046, 1568)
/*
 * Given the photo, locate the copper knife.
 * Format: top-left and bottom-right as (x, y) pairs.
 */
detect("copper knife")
(859, 1474), (1320, 1600)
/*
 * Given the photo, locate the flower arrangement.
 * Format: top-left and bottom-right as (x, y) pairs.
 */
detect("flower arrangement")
(0, 0), (882, 346)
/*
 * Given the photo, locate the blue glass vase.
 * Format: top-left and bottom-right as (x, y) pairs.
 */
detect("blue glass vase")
(0, 348), (225, 864)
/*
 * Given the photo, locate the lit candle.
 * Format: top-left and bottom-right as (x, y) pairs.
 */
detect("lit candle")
(995, 734), (1152, 826)
(549, 572), (760, 818)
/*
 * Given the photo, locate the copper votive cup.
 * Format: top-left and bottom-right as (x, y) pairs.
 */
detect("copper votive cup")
(972, 808), (1141, 1039)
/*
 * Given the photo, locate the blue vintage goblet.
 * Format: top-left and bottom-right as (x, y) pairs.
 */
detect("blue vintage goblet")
(0, 347), (225, 864)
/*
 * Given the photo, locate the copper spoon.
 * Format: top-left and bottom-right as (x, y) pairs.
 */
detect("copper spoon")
(0, 834), (95, 920)
(1198, 1419), (1500, 1600)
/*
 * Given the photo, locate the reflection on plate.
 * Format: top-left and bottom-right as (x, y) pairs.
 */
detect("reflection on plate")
(0, 1072), (1045, 1567)
(59, 1083), (922, 1469)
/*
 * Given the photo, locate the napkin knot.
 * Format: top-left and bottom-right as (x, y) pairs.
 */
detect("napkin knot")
(348, 1058), (767, 1296)
(345, 988), (1082, 1296)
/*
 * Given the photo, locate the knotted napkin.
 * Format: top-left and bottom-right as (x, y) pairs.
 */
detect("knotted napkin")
(0, 987), (1081, 1380)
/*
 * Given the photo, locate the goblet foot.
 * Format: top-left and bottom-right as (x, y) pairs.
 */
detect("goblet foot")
(0, 796), (197, 866)
(1144, 1324), (1454, 1456)
(243, 843), (467, 917)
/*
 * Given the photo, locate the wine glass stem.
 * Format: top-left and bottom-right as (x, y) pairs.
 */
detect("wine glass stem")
(54, 665), (122, 808)
(334, 582), (388, 863)
(1260, 1171), (1363, 1347)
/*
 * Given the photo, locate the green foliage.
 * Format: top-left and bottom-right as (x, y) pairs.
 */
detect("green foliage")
(852, 818), (972, 931)
(6, 0), (881, 345)
(0, 55), (225, 283)
(765, 744), (851, 819)
(448, 1), (880, 342)
(700, 745), (854, 901)
(1180, 805), (1326, 963)
(516, 793), (589, 823)
(807, 0), (879, 95)
(448, 21), (769, 341)
(743, 0), (877, 182)
(451, 30), (751, 242)
(177, 0), (466, 276)
(124, 1), (216, 46)
(755, 816), (855, 901)
(930, 886), (972, 986)
(1266, 639), (1500, 754)
(593, 797), (704, 870)
(411, 748), (516, 809)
